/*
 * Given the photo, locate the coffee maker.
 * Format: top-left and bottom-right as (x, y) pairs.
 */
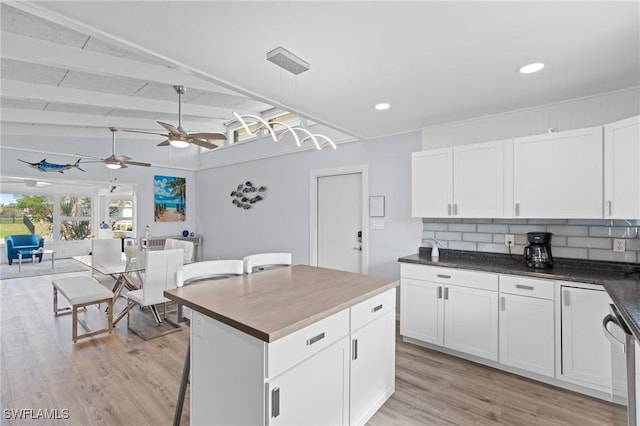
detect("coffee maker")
(524, 232), (553, 269)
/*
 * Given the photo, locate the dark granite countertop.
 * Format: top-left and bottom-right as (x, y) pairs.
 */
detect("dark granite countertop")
(399, 248), (640, 339)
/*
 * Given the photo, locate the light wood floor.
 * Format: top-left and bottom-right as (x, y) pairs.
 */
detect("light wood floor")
(1, 271), (626, 425)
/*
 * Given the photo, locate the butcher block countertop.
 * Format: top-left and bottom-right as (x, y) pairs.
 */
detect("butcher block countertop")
(164, 264), (398, 343)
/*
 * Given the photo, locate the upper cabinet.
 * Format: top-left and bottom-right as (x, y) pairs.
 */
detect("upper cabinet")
(604, 116), (640, 219)
(412, 141), (505, 218)
(513, 127), (603, 218)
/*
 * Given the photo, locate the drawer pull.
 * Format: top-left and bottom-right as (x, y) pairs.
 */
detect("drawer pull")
(437, 274), (451, 279)
(371, 304), (383, 313)
(516, 284), (534, 291)
(272, 387), (280, 418)
(306, 332), (325, 346)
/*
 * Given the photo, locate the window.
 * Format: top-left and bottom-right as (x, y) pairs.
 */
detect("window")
(108, 198), (133, 231)
(0, 193), (53, 240)
(59, 196), (92, 241)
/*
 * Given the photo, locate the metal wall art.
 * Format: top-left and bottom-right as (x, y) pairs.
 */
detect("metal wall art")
(230, 181), (267, 210)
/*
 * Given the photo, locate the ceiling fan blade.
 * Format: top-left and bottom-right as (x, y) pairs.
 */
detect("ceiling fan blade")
(119, 164), (129, 169)
(125, 160), (152, 167)
(188, 132), (227, 141)
(157, 121), (183, 135)
(113, 154), (132, 162)
(189, 139), (219, 150)
(121, 129), (168, 137)
(157, 140), (171, 146)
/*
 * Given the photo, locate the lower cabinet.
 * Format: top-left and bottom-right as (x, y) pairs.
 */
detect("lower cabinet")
(498, 275), (554, 377)
(400, 263), (624, 402)
(558, 283), (614, 391)
(267, 336), (350, 426)
(400, 264), (498, 362)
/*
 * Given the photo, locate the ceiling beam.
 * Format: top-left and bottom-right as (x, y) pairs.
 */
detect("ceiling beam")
(2, 80), (248, 119)
(1, 108), (227, 133)
(1, 31), (249, 98)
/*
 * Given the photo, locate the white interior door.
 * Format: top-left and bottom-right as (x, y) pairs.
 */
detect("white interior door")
(316, 172), (363, 273)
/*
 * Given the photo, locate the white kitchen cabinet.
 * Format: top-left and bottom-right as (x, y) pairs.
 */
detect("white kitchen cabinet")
(498, 275), (555, 377)
(444, 284), (499, 360)
(350, 310), (395, 425)
(267, 336), (350, 426)
(513, 126), (603, 218)
(400, 276), (443, 345)
(604, 115), (640, 219)
(411, 148), (452, 217)
(411, 140), (505, 218)
(558, 284), (612, 391)
(400, 264), (498, 361)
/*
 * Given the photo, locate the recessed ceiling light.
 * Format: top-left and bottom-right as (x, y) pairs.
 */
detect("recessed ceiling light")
(519, 62), (545, 74)
(375, 103), (390, 111)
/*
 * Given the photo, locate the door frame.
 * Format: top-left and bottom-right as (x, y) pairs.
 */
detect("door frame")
(309, 165), (369, 273)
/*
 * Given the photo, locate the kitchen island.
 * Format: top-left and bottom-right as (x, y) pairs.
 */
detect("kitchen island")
(164, 264), (398, 426)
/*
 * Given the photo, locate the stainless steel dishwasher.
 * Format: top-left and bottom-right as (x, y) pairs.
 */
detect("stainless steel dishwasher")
(603, 304), (636, 426)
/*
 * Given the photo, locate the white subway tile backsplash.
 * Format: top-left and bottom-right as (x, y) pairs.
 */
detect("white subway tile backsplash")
(448, 223), (477, 232)
(546, 225), (589, 237)
(509, 225), (546, 234)
(552, 247), (588, 259)
(478, 224), (509, 233)
(588, 249), (637, 263)
(435, 231), (462, 241)
(567, 237), (612, 249)
(449, 241), (477, 251)
(423, 223), (449, 231)
(463, 233), (493, 243)
(420, 217), (639, 265)
(589, 226), (639, 238)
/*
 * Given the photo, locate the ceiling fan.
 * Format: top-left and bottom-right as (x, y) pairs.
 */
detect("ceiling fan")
(79, 127), (151, 169)
(123, 85), (226, 149)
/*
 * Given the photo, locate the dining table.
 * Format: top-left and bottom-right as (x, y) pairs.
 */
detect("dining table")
(73, 250), (147, 325)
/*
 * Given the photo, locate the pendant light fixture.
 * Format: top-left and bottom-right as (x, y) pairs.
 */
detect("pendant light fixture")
(231, 47), (336, 151)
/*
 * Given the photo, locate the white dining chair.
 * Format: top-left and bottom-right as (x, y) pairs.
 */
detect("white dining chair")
(243, 252), (292, 274)
(165, 238), (195, 264)
(125, 249), (183, 340)
(175, 259), (244, 323)
(90, 238), (123, 282)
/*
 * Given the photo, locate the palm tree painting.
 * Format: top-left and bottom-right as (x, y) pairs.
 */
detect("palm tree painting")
(154, 175), (186, 222)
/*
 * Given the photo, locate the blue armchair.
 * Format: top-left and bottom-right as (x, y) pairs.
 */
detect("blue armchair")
(5, 234), (44, 265)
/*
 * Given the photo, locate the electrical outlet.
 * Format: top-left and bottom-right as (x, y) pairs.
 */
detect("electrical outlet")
(613, 238), (626, 253)
(505, 235), (515, 247)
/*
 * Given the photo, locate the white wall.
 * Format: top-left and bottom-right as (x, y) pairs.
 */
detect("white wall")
(422, 87), (640, 149)
(195, 131), (422, 279)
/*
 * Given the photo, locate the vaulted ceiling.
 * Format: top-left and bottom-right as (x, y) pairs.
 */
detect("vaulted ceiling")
(1, 1), (639, 143)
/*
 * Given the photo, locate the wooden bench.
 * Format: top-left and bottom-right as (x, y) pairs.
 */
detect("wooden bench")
(52, 276), (114, 343)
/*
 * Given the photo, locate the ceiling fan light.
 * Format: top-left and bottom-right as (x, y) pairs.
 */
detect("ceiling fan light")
(106, 162), (122, 170)
(169, 139), (190, 148)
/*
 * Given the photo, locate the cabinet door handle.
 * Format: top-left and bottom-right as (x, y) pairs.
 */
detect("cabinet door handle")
(563, 290), (570, 306)
(271, 387), (280, 418)
(453, 203), (458, 215)
(444, 287), (449, 300)
(515, 203), (520, 216)
(500, 296), (506, 311)
(516, 284), (534, 291)
(437, 286), (442, 299)
(352, 338), (358, 360)
(447, 204), (452, 216)
(306, 332), (325, 346)
(371, 304), (383, 313)
(437, 274), (451, 279)
(607, 200), (612, 217)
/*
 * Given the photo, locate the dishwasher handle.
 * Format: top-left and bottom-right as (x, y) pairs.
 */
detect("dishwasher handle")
(602, 314), (626, 354)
